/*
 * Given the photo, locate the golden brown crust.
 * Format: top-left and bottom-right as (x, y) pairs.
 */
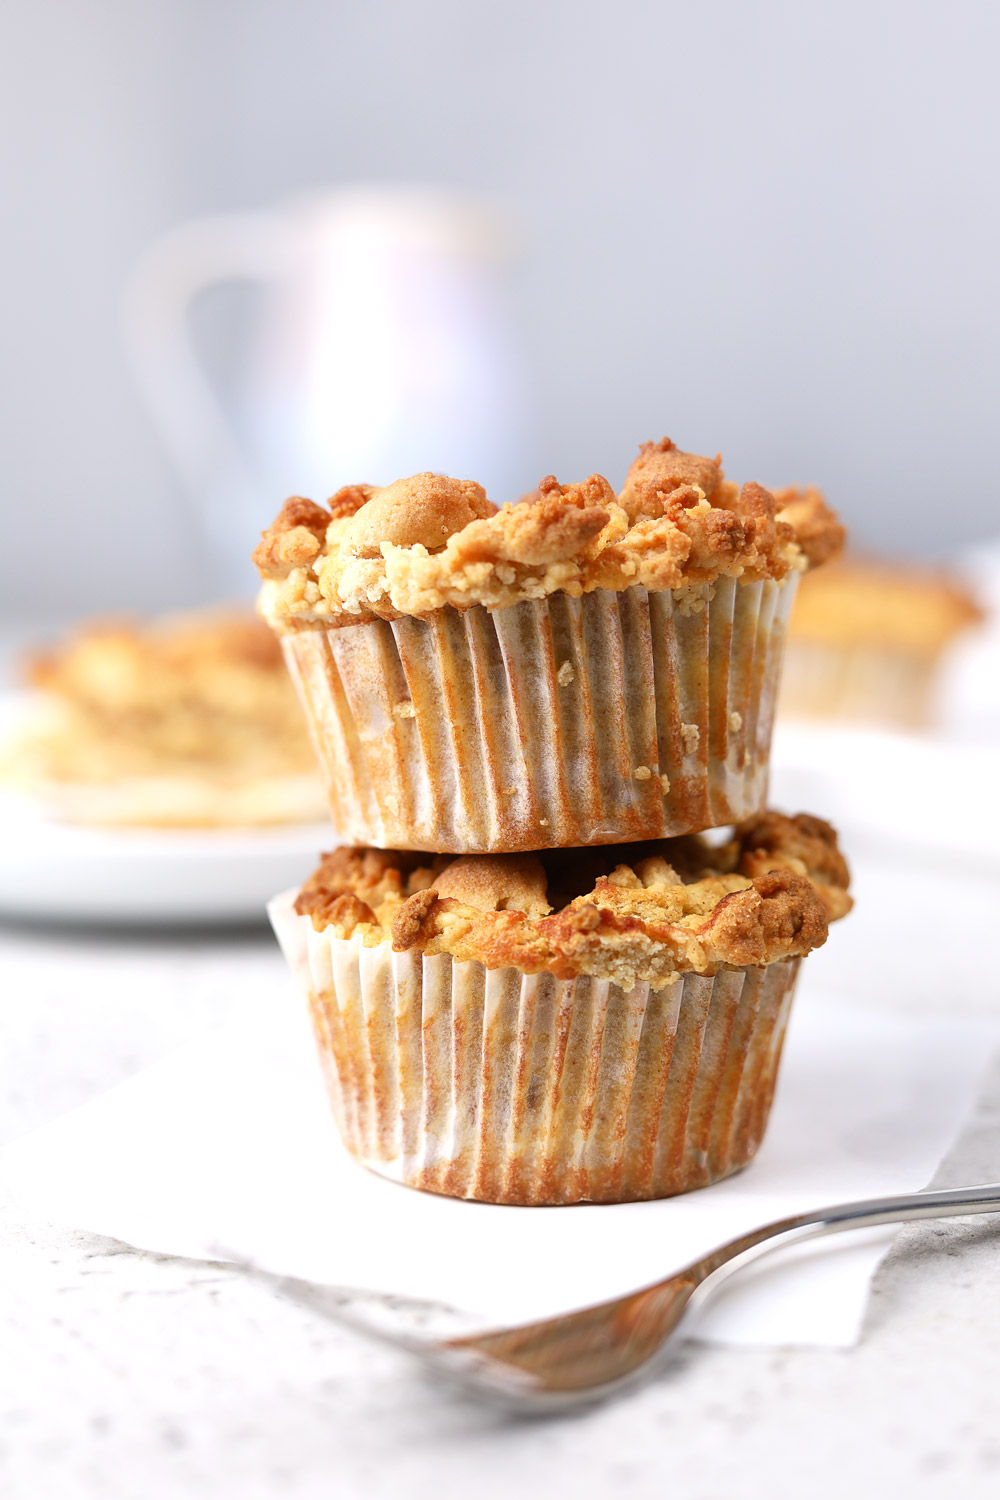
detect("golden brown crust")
(294, 846), (447, 919)
(391, 888), (441, 949)
(737, 810), (850, 916)
(431, 853), (552, 917)
(251, 497), (333, 580)
(340, 473), (494, 557)
(255, 439), (846, 630)
(773, 487), (848, 570)
(326, 484), (376, 521)
(619, 437), (727, 515)
(293, 811), (850, 988)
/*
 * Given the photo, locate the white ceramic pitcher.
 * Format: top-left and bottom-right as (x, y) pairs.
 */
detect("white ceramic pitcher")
(124, 186), (526, 591)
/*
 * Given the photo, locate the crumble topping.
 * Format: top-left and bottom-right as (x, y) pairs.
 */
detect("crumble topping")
(254, 439), (845, 630)
(770, 486), (847, 570)
(293, 811), (851, 990)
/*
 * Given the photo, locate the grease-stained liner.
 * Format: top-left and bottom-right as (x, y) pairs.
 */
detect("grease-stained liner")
(278, 575), (798, 853)
(270, 892), (801, 1206)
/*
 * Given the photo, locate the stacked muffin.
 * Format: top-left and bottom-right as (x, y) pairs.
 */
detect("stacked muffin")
(255, 439), (851, 1205)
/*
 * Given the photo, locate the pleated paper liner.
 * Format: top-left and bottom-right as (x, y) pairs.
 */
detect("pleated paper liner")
(270, 893), (801, 1206)
(279, 575), (798, 853)
(780, 640), (940, 730)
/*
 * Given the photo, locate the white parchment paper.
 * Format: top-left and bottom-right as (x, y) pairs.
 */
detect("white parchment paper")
(3, 980), (996, 1348)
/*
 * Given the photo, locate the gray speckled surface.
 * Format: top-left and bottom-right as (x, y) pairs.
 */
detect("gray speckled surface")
(3, 906), (1000, 1500)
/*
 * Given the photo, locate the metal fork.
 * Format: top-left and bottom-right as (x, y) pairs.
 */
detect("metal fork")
(245, 1181), (1000, 1414)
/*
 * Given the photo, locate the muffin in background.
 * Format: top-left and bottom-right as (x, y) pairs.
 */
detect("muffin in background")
(2, 610), (328, 827)
(776, 526), (983, 730)
(255, 442), (845, 853)
(270, 810), (852, 1206)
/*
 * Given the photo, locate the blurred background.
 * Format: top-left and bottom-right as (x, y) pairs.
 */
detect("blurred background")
(1, 0), (998, 623)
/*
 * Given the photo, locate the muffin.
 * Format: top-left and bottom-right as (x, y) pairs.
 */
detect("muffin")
(269, 810), (851, 1205)
(776, 528), (982, 730)
(2, 610), (328, 827)
(254, 443), (844, 852)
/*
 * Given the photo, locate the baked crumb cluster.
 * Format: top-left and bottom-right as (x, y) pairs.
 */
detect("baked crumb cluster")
(16, 611), (319, 786)
(255, 440), (845, 628)
(294, 811), (851, 990)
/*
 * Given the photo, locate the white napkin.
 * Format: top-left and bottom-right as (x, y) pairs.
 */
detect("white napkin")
(3, 981), (996, 1348)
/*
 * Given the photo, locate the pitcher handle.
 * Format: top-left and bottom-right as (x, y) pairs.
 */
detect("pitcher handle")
(122, 212), (299, 523)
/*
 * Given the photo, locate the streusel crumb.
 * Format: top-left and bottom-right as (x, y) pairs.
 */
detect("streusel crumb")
(255, 439), (845, 630)
(293, 811), (851, 990)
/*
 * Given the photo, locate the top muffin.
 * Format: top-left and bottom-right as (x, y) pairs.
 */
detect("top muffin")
(255, 440), (843, 629)
(253, 440), (845, 853)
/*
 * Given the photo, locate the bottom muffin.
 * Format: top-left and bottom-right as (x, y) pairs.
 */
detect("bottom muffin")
(269, 811), (851, 1205)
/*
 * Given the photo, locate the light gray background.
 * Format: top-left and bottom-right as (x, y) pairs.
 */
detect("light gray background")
(1, 0), (998, 622)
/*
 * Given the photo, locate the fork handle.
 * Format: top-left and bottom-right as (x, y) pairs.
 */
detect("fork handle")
(691, 1181), (1000, 1292)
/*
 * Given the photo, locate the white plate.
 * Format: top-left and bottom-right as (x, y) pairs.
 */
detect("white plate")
(0, 688), (333, 924)
(0, 795), (333, 925)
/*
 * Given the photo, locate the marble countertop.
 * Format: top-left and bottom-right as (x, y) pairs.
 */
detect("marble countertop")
(3, 884), (1000, 1500)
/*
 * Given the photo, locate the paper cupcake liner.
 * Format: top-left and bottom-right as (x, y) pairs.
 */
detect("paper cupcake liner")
(780, 641), (940, 729)
(280, 576), (797, 852)
(270, 893), (802, 1206)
